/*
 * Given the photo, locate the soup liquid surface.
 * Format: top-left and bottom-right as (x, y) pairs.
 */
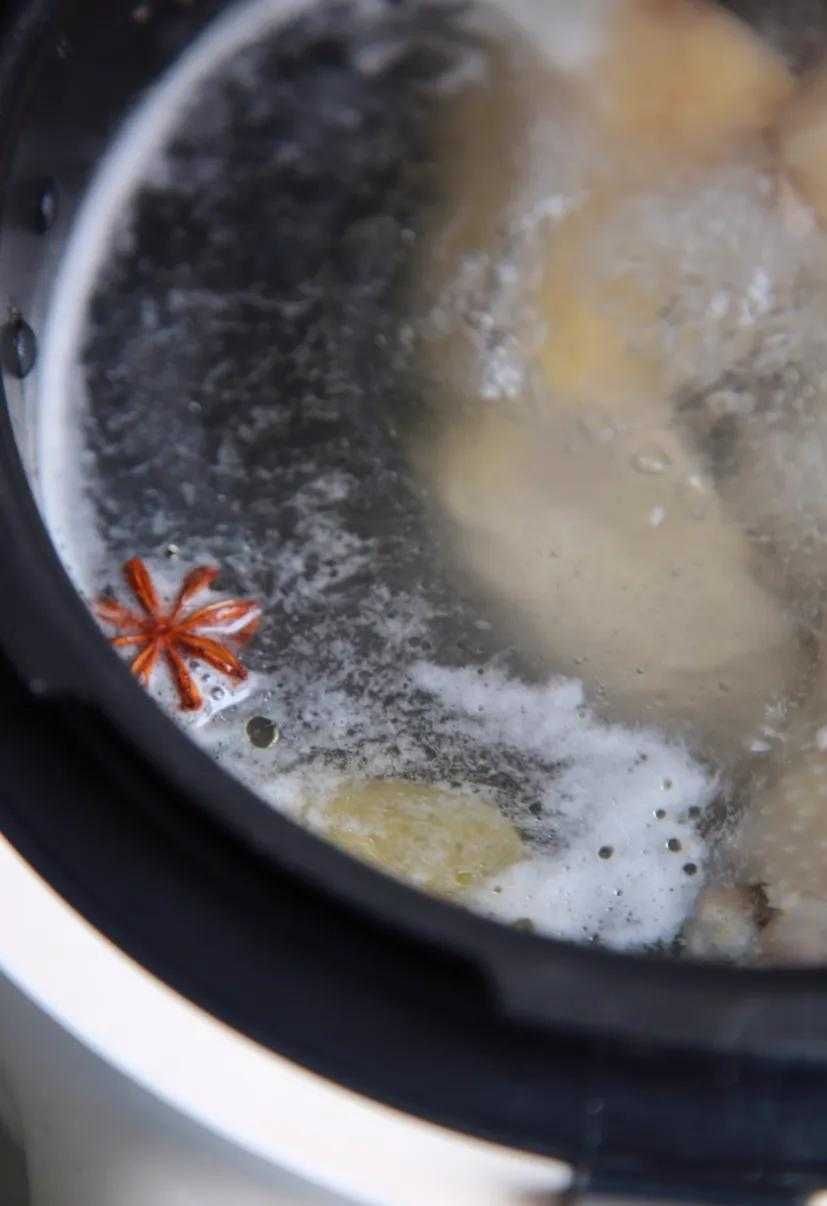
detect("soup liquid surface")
(36, 0), (827, 962)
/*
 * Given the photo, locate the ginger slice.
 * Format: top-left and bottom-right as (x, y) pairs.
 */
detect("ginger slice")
(308, 779), (523, 898)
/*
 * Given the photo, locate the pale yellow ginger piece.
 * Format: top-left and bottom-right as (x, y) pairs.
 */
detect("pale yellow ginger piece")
(308, 779), (523, 898)
(778, 66), (827, 226)
(594, 0), (793, 159)
(426, 407), (804, 753)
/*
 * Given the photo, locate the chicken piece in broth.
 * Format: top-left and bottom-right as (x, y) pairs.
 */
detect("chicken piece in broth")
(422, 406), (803, 755)
(417, 0), (827, 962)
(590, 0), (793, 159)
(779, 64), (827, 225)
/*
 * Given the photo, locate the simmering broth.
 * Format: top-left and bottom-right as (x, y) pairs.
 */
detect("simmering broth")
(34, 0), (827, 963)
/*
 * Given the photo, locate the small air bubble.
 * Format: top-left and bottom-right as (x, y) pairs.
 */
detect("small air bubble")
(598, 845), (614, 860)
(683, 862), (698, 876)
(246, 716), (280, 748)
(667, 838), (682, 853)
(165, 543), (181, 559)
(688, 806), (701, 820)
(662, 778), (673, 791)
(1, 315), (37, 379)
(655, 808), (667, 820)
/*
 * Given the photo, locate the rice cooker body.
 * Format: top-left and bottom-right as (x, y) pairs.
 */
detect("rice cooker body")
(3, 1), (827, 1202)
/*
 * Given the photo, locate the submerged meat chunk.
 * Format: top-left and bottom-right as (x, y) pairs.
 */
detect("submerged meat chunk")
(416, 0), (827, 961)
(533, 166), (788, 420)
(593, 0), (792, 158)
(424, 408), (802, 752)
(779, 66), (827, 225)
(725, 690), (827, 963)
(535, 198), (670, 415)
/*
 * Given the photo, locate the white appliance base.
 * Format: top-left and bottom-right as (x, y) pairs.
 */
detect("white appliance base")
(0, 839), (571, 1206)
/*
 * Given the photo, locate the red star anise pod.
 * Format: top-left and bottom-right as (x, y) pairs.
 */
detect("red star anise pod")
(96, 557), (261, 711)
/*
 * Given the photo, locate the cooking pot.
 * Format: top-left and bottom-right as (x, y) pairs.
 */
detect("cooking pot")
(2, 1), (827, 1203)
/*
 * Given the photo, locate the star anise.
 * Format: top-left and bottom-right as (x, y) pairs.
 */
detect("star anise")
(96, 557), (261, 711)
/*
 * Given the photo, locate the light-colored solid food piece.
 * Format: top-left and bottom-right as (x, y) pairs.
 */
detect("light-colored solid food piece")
(594, 0), (792, 158)
(687, 598), (827, 965)
(535, 198), (669, 416)
(307, 779), (523, 898)
(758, 896), (827, 965)
(779, 66), (827, 225)
(426, 407), (804, 754)
(710, 362), (827, 615)
(683, 884), (759, 962)
(533, 160), (796, 421)
(727, 685), (827, 963)
(420, 23), (585, 405)
(752, 777), (827, 901)
(427, 39), (535, 268)
(424, 25), (579, 286)
(690, 361), (827, 965)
